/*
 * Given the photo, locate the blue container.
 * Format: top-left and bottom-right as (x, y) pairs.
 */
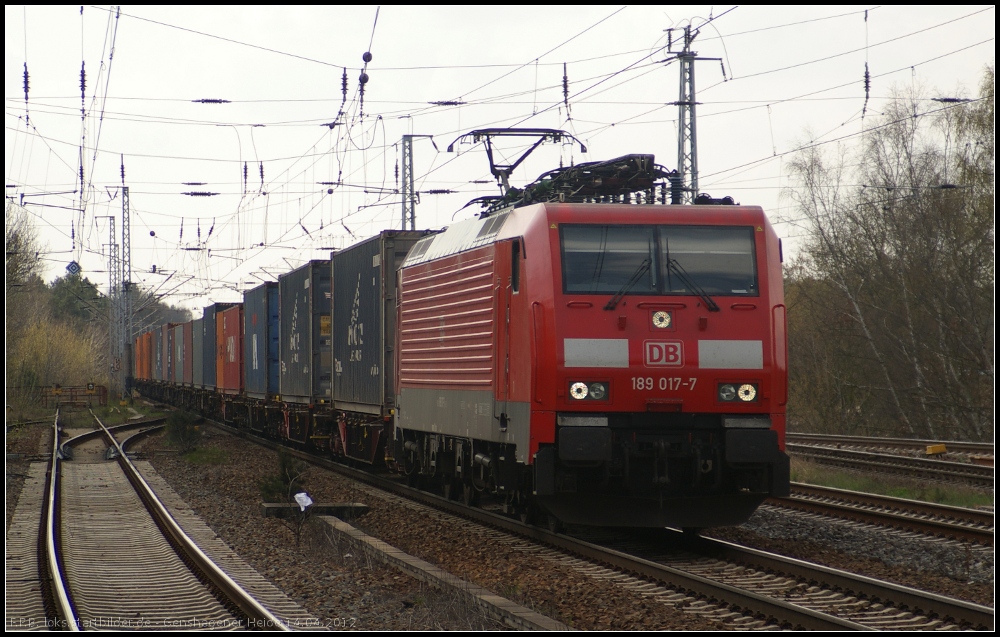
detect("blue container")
(244, 282), (279, 399)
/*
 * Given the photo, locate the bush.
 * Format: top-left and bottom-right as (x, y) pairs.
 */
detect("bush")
(259, 448), (308, 503)
(165, 411), (202, 452)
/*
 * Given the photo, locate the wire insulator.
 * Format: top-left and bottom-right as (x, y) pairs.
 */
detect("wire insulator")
(862, 63), (871, 117)
(341, 67), (348, 106)
(562, 63), (570, 112)
(259, 161), (264, 188)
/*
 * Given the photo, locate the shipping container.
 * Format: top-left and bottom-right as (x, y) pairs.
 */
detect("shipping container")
(153, 327), (164, 381)
(172, 324), (184, 383)
(183, 321), (194, 385)
(134, 336), (144, 382)
(161, 323), (174, 382)
(192, 317), (204, 387)
(202, 303), (235, 389)
(332, 230), (432, 415)
(279, 260), (331, 404)
(244, 282), (279, 399)
(133, 335), (142, 381)
(217, 304), (244, 395)
(146, 331), (154, 380)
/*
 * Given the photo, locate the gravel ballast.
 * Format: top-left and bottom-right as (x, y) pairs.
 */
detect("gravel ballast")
(7, 416), (993, 629)
(142, 430), (728, 630)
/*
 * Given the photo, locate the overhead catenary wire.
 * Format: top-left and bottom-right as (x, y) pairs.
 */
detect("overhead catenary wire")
(7, 7), (991, 310)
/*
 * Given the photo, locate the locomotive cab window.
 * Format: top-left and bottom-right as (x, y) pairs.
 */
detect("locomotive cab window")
(561, 224), (757, 297)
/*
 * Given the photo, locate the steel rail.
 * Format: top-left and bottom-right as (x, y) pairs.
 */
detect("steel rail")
(692, 535), (994, 630)
(787, 443), (994, 487)
(44, 408), (81, 631)
(199, 418), (995, 630)
(88, 410), (291, 631)
(787, 433), (994, 455)
(208, 421), (868, 630)
(769, 483), (993, 545)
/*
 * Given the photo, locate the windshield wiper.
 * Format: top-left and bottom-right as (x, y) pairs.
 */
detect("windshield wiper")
(666, 259), (720, 312)
(604, 258), (650, 310)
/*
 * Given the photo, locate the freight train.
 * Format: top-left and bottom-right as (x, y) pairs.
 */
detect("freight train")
(134, 151), (789, 530)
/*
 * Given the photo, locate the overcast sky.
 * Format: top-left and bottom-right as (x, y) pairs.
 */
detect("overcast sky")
(5, 5), (994, 313)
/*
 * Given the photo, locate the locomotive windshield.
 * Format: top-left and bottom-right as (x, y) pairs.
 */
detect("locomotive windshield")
(560, 225), (757, 296)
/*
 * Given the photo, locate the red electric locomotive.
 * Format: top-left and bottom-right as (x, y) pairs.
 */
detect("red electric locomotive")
(393, 152), (789, 529)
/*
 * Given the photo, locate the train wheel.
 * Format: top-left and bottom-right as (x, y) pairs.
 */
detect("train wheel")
(461, 483), (479, 507)
(546, 513), (563, 534)
(518, 502), (537, 526)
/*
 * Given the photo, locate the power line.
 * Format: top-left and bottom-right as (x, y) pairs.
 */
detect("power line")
(699, 6), (994, 94)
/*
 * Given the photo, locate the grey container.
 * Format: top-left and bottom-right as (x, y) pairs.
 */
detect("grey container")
(244, 282), (279, 399)
(332, 230), (432, 415)
(192, 317), (204, 387)
(202, 302), (235, 389)
(153, 327), (163, 381)
(172, 324), (184, 383)
(279, 261), (331, 404)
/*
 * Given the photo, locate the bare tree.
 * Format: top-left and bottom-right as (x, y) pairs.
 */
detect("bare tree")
(784, 68), (994, 441)
(5, 202), (41, 297)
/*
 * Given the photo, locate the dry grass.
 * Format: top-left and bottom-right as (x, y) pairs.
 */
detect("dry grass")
(790, 457), (994, 509)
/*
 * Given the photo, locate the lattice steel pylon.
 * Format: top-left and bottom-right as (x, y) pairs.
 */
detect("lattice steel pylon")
(667, 24), (721, 204)
(105, 216), (122, 399)
(121, 186), (132, 399)
(400, 134), (436, 230)
(401, 135), (415, 230)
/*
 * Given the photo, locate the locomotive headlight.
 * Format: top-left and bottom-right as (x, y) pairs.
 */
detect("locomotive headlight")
(652, 310), (672, 329)
(718, 384), (737, 401)
(588, 382), (607, 400)
(718, 382), (759, 402)
(569, 381), (609, 401)
(570, 382), (589, 400)
(737, 384), (757, 402)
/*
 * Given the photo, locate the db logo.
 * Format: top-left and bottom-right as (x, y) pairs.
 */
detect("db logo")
(644, 341), (683, 367)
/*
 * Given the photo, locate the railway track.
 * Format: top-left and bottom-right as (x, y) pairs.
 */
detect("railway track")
(786, 443), (994, 488)
(787, 433), (994, 457)
(25, 409), (299, 631)
(768, 483), (994, 546)
(208, 419), (994, 631)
